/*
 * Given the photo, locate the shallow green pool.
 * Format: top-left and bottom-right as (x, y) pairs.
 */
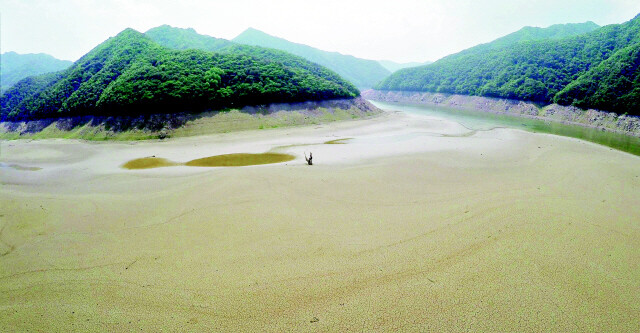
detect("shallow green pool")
(123, 153), (295, 170)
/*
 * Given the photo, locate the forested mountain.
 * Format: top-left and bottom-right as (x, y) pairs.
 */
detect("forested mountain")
(555, 41), (640, 113)
(378, 60), (432, 73)
(376, 16), (640, 115)
(233, 28), (391, 88)
(448, 21), (600, 60)
(1, 52), (73, 91)
(1, 29), (358, 121)
(145, 25), (233, 51)
(147, 25), (392, 93)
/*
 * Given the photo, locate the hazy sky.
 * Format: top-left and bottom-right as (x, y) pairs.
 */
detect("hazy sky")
(2, 0), (640, 62)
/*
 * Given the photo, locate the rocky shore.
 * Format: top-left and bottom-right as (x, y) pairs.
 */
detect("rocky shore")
(363, 90), (640, 137)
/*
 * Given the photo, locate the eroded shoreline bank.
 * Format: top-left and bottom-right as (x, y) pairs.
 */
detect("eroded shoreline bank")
(0, 97), (381, 141)
(363, 90), (640, 137)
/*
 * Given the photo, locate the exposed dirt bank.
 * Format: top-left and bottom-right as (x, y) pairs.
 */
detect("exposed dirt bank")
(0, 97), (381, 140)
(363, 90), (640, 137)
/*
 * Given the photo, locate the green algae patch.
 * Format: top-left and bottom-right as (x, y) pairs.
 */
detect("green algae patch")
(122, 153), (296, 170)
(324, 138), (352, 144)
(185, 153), (295, 167)
(122, 157), (178, 170)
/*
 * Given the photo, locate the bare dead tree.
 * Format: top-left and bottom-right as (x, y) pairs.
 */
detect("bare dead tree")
(304, 152), (313, 165)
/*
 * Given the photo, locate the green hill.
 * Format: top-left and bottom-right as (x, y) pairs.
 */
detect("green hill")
(555, 42), (640, 113)
(1, 52), (73, 92)
(145, 25), (368, 97)
(448, 21), (600, 60)
(232, 28), (391, 89)
(1, 28), (358, 121)
(376, 18), (640, 115)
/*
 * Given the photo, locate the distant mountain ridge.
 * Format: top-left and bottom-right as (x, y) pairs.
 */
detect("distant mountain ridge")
(376, 18), (640, 115)
(232, 28), (391, 88)
(145, 25), (233, 51)
(378, 60), (433, 73)
(1, 28), (358, 121)
(1, 52), (73, 91)
(374, 22), (596, 74)
(447, 21), (600, 60)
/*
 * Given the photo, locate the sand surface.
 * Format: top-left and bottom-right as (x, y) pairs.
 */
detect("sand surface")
(1, 110), (639, 331)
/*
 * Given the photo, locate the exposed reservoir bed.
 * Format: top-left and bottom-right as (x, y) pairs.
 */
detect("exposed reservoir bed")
(1, 109), (638, 331)
(370, 101), (640, 156)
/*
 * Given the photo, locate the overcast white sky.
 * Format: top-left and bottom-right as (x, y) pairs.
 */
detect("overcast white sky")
(2, 0), (640, 62)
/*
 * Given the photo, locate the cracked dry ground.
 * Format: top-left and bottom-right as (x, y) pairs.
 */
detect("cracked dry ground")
(1, 122), (639, 331)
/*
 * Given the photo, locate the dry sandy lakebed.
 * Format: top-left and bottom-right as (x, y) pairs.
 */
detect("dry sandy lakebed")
(1, 109), (639, 331)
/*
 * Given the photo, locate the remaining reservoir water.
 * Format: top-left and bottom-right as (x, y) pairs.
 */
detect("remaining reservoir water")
(371, 101), (640, 156)
(185, 153), (295, 167)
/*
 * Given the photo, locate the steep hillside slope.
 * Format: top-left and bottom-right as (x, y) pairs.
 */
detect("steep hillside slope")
(448, 21), (600, 60)
(1, 29), (359, 121)
(554, 42), (640, 114)
(376, 18), (640, 114)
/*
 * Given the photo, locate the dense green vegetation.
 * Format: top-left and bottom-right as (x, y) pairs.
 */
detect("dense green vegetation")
(448, 21), (600, 60)
(377, 17), (640, 115)
(1, 52), (72, 91)
(145, 25), (359, 86)
(555, 42), (640, 113)
(233, 28), (391, 88)
(1, 29), (358, 121)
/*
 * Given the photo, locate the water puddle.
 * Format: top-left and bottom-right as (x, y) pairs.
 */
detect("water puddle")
(123, 153), (295, 170)
(186, 153), (295, 167)
(0, 162), (42, 171)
